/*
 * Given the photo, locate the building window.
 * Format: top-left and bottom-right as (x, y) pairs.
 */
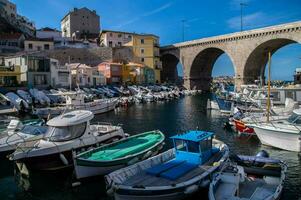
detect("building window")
(44, 44), (50, 50)
(34, 74), (47, 85)
(141, 39), (144, 44)
(118, 34), (122, 38)
(140, 48), (144, 54)
(109, 41), (113, 47)
(28, 43), (33, 49)
(118, 42), (122, 46)
(37, 46), (41, 51)
(141, 58), (144, 62)
(109, 33), (113, 37)
(128, 35), (132, 39)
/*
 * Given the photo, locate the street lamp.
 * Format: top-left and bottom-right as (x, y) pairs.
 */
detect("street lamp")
(181, 19), (186, 42)
(240, 2), (248, 31)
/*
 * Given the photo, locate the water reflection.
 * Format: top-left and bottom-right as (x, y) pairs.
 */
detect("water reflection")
(0, 94), (300, 200)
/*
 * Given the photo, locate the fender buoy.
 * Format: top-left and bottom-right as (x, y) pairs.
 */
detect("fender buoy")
(142, 151), (152, 160)
(59, 153), (69, 166)
(184, 184), (198, 194)
(127, 157), (139, 166)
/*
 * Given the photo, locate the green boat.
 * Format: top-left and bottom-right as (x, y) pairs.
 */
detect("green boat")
(73, 130), (165, 179)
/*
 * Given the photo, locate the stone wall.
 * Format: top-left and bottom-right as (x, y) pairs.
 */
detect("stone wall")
(33, 47), (113, 66)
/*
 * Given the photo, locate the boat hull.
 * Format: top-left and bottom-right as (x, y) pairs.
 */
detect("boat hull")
(34, 100), (117, 119)
(254, 127), (301, 152)
(74, 131), (164, 179)
(105, 140), (229, 200)
(14, 135), (123, 172)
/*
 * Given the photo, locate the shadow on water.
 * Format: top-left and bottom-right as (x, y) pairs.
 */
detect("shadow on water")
(0, 94), (300, 199)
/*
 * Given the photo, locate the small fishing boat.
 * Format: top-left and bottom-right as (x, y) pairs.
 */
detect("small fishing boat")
(10, 110), (126, 171)
(33, 91), (118, 119)
(209, 151), (287, 200)
(73, 130), (165, 179)
(105, 130), (229, 200)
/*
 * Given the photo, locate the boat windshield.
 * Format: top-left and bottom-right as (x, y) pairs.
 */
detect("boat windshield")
(45, 123), (87, 142)
(287, 113), (301, 124)
(21, 125), (48, 135)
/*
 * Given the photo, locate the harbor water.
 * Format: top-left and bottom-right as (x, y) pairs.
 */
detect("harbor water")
(0, 94), (300, 200)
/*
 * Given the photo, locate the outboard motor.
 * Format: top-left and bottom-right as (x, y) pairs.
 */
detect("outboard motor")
(256, 150), (269, 158)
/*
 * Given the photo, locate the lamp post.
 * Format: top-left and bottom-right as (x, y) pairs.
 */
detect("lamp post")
(181, 19), (186, 42)
(240, 2), (247, 31)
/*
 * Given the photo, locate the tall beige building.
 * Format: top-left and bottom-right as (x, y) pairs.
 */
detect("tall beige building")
(61, 7), (100, 38)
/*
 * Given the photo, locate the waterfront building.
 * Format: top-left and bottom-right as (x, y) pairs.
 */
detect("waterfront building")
(100, 30), (162, 83)
(1, 55), (27, 86)
(0, 33), (25, 53)
(0, 57), (22, 86)
(98, 62), (122, 84)
(26, 55), (51, 88)
(24, 38), (54, 52)
(50, 59), (71, 88)
(294, 68), (301, 84)
(61, 7), (100, 39)
(91, 67), (106, 86)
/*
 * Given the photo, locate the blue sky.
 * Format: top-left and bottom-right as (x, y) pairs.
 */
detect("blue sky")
(12, 0), (301, 80)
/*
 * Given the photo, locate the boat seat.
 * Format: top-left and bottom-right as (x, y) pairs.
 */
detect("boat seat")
(249, 187), (273, 200)
(146, 159), (185, 176)
(215, 182), (238, 199)
(160, 162), (198, 180)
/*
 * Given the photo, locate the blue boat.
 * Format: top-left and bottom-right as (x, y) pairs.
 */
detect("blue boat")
(105, 130), (229, 200)
(215, 96), (233, 113)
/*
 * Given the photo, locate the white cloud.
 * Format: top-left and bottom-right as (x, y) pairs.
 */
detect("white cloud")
(113, 2), (173, 28)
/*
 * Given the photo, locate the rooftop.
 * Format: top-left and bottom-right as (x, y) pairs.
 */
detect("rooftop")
(37, 27), (61, 32)
(26, 37), (54, 42)
(101, 29), (158, 38)
(170, 130), (214, 142)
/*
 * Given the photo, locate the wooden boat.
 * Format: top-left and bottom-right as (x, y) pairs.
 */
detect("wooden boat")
(73, 130), (165, 179)
(105, 130), (229, 200)
(209, 152), (287, 200)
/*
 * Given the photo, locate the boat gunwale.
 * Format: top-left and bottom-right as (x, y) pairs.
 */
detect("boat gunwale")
(108, 139), (229, 192)
(75, 130), (165, 164)
(251, 124), (301, 135)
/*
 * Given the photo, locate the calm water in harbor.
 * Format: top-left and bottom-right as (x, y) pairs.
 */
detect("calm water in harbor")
(0, 94), (300, 200)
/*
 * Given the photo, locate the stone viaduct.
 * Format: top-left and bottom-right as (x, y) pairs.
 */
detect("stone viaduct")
(160, 21), (301, 91)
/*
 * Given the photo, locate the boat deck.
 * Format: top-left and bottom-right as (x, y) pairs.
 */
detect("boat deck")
(123, 151), (223, 187)
(214, 178), (278, 200)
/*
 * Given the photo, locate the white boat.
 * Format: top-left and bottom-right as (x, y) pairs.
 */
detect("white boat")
(209, 152), (287, 200)
(33, 91), (118, 119)
(250, 108), (301, 152)
(10, 110), (126, 171)
(105, 130), (229, 200)
(0, 119), (47, 154)
(5, 92), (29, 111)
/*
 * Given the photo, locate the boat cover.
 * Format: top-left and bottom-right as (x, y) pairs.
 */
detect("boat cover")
(238, 155), (281, 164)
